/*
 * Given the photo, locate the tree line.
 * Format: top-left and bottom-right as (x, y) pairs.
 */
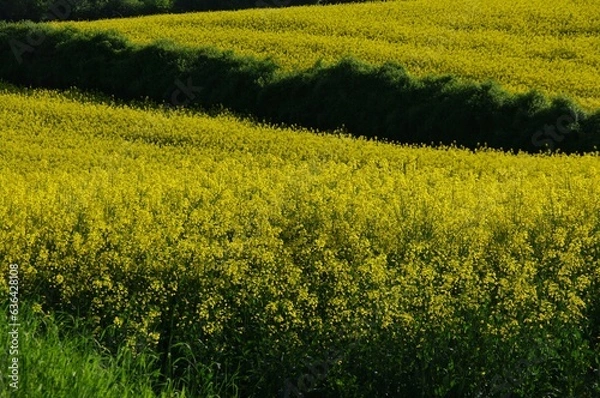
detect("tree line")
(0, 0), (360, 22)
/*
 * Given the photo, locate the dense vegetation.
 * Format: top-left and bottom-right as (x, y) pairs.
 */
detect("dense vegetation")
(1, 84), (600, 397)
(1, 24), (599, 153)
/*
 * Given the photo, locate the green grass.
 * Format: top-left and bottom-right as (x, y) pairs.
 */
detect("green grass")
(1, 303), (239, 397)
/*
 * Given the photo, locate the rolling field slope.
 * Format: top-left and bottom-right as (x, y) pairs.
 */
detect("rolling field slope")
(2, 84), (600, 396)
(59, 0), (600, 110)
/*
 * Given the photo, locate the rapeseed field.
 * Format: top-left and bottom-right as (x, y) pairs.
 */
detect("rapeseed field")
(1, 84), (599, 396)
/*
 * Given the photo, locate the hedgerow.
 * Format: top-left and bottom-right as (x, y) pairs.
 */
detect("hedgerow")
(0, 0), (353, 22)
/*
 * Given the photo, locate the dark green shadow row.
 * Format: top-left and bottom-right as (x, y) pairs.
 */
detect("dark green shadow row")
(1, 22), (599, 153)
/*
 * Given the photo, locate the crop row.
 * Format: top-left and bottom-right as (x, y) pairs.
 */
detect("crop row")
(1, 24), (600, 153)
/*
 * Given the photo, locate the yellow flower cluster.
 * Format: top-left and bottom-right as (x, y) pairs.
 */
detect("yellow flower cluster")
(57, 0), (600, 110)
(1, 84), (599, 393)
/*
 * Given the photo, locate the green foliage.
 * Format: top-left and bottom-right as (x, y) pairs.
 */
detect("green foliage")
(0, 0), (52, 22)
(0, 0), (342, 22)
